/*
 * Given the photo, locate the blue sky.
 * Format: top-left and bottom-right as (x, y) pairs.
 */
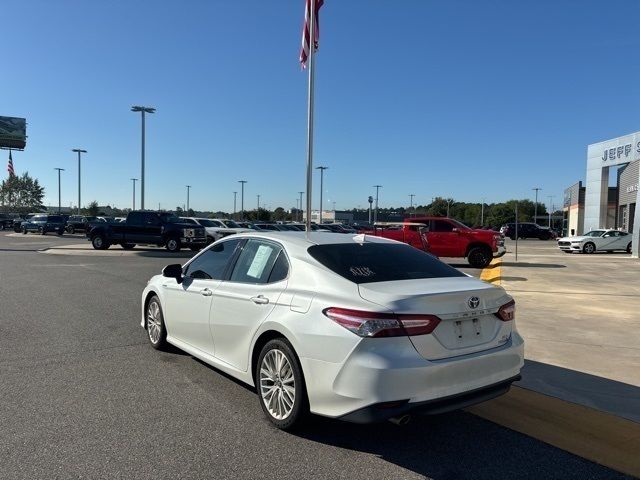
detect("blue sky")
(2, 0), (639, 213)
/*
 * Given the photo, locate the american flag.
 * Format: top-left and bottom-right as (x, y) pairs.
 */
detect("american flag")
(299, 0), (324, 68)
(7, 150), (15, 177)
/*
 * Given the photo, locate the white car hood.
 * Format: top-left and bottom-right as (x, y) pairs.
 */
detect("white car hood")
(558, 236), (591, 242)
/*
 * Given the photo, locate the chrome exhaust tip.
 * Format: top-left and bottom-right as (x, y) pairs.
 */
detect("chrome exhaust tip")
(388, 414), (411, 426)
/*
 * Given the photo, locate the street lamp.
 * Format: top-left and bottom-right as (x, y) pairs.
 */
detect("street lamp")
(373, 185), (382, 223)
(532, 187), (542, 225)
(409, 194), (415, 217)
(238, 180), (247, 220)
(131, 105), (156, 210)
(298, 191), (304, 222)
(233, 191), (237, 219)
(131, 178), (138, 210)
(54, 168), (64, 214)
(316, 166), (328, 224)
(368, 196), (373, 223)
(548, 195), (554, 228)
(71, 149), (87, 214)
(257, 194), (261, 218)
(186, 185), (191, 212)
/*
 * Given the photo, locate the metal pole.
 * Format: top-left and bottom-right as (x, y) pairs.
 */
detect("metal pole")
(77, 152), (81, 214)
(233, 191), (237, 219)
(373, 185), (382, 223)
(304, 1), (316, 236)
(186, 185), (191, 212)
(316, 166), (328, 224)
(547, 195), (554, 228)
(298, 192), (304, 222)
(131, 178), (137, 210)
(257, 194), (260, 214)
(515, 202), (519, 262)
(239, 180), (247, 220)
(481, 198), (485, 226)
(141, 111), (145, 210)
(533, 187), (541, 225)
(54, 168), (64, 214)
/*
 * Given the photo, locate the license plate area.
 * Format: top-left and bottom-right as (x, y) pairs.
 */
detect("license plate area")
(453, 318), (482, 343)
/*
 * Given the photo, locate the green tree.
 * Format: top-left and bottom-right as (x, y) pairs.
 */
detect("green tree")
(84, 200), (99, 216)
(0, 172), (45, 214)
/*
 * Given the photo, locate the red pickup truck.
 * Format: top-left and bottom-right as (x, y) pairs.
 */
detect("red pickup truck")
(363, 217), (505, 268)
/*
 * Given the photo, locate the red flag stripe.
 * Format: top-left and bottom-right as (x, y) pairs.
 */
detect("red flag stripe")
(299, 0), (324, 68)
(7, 151), (15, 176)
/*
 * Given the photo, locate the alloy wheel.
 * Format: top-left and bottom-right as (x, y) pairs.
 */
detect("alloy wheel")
(259, 349), (296, 420)
(147, 301), (162, 345)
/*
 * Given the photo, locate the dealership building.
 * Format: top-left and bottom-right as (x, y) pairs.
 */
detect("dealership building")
(565, 131), (640, 256)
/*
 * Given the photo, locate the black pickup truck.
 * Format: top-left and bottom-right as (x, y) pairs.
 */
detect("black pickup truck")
(87, 211), (207, 252)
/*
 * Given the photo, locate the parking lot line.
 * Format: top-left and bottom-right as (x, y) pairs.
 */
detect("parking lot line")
(467, 386), (640, 477)
(479, 258), (502, 285)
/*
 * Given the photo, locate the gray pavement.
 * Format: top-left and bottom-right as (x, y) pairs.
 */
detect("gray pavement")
(0, 232), (632, 479)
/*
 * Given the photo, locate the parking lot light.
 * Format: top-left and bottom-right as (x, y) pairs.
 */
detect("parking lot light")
(316, 166), (328, 223)
(131, 178), (138, 210)
(131, 105), (156, 210)
(238, 180), (247, 220)
(373, 185), (382, 223)
(71, 149), (87, 215)
(186, 185), (191, 212)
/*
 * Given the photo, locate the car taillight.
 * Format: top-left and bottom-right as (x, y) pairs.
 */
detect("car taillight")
(495, 300), (515, 321)
(323, 307), (441, 338)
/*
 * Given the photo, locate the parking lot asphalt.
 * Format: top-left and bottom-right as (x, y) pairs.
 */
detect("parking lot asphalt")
(0, 232), (634, 480)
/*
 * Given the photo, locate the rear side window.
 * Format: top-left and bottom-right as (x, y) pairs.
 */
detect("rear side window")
(128, 212), (144, 225)
(431, 220), (454, 232)
(230, 239), (285, 284)
(308, 243), (465, 284)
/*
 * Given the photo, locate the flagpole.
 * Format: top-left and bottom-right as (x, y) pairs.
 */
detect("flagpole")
(304, 0), (316, 238)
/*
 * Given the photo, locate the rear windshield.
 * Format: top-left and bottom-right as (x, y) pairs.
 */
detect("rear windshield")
(308, 243), (465, 284)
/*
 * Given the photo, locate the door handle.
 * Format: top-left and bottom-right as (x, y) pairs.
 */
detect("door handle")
(200, 288), (213, 297)
(250, 295), (269, 305)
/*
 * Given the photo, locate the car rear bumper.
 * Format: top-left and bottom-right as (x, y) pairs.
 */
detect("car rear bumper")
(340, 374), (521, 423)
(299, 331), (524, 421)
(494, 246), (506, 258)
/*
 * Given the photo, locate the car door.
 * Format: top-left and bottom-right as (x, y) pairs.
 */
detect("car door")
(615, 232), (630, 250)
(210, 239), (290, 371)
(141, 213), (163, 243)
(428, 219), (458, 257)
(162, 238), (243, 354)
(598, 231), (620, 250)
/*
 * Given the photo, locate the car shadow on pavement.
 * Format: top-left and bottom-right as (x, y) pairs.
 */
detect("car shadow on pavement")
(293, 409), (629, 479)
(132, 250), (195, 259)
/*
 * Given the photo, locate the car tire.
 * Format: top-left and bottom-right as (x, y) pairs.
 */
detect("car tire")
(146, 295), (167, 350)
(165, 237), (181, 253)
(91, 234), (110, 250)
(22, 226), (27, 234)
(583, 242), (596, 254)
(467, 246), (492, 269)
(39, 226), (45, 235)
(57, 228), (64, 236)
(68, 226), (75, 234)
(121, 243), (136, 250)
(256, 338), (308, 431)
(627, 242), (632, 254)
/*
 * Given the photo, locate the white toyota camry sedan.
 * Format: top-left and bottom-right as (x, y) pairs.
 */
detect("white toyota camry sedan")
(141, 232), (524, 429)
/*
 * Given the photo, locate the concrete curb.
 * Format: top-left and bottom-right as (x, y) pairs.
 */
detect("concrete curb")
(480, 257), (502, 285)
(467, 386), (640, 477)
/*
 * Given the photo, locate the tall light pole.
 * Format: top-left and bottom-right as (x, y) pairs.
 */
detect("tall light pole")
(316, 166), (328, 224)
(548, 195), (554, 228)
(233, 191), (237, 219)
(131, 178), (138, 210)
(368, 196), (373, 223)
(131, 105), (156, 210)
(532, 187), (542, 225)
(186, 185), (191, 212)
(257, 194), (261, 216)
(298, 191), (304, 222)
(481, 197), (485, 226)
(373, 185), (382, 223)
(71, 149), (86, 214)
(238, 180), (247, 220)
(54, 168), (64, 214)
(409, 194), (415, 217)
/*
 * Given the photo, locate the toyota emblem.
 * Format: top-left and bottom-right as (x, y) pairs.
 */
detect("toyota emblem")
(468, 297), (480, 309)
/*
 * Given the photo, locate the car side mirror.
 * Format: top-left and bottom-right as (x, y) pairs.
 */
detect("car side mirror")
(162, 264), (183, 283)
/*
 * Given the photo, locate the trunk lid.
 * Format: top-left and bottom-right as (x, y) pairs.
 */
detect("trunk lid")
(358, 277), (513, 360)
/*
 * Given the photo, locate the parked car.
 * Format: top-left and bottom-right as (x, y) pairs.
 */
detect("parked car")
(365, 217), (505, 268)
(183, 217), (254, 243)
(65, 215), (98, 234)
(141, 232), (523, 429)
(13, 213), (37, 232)
(500, 223), (552, 240)
(557, 229), (632, 254)
(87, 211), (207, 252)
(0, 213), (17, 230)
(21, 214), (66, 235)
